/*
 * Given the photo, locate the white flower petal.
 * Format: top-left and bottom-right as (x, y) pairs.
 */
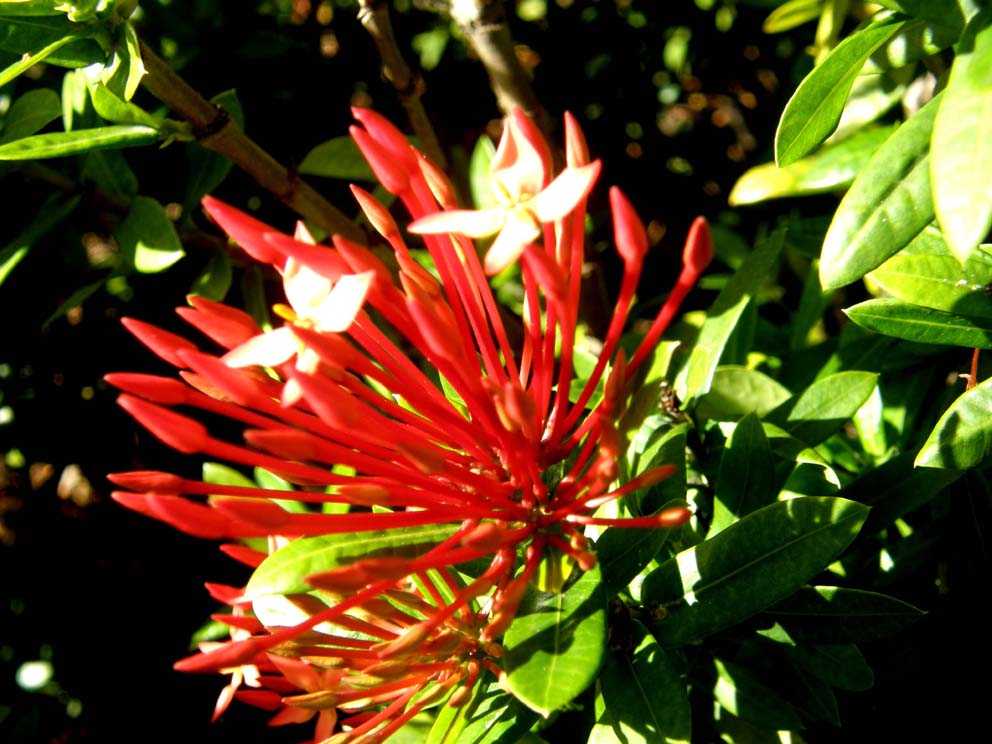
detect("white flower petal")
(531, 161), (601, 223)
(223, 327), (298, 368)
(408, 207), (506, 238)
(284, 259), (333, 317)
(312, 271), (374, 332)
(483, 209), (540, 275)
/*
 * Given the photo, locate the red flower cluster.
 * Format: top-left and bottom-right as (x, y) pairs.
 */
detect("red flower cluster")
(108, 108), (711, 742)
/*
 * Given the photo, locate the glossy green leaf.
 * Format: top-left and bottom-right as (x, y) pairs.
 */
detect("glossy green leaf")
(714, 659), (802, 731)
(712, 413), (776, 533)
(678, 230), (784, 402)
(114, 196), (185, 274)
(762, 0), (822, 33)
(819, 92), (940, 289)
(643, 497), (868, 646)
(786, 642), (874, 691)
(765, 585), (924, 642)
(775, 13), (905, 165)
(0, 0), (63, 15)
(831, 68), (912, 142)
(0, 88), (61, 144)
(931, 7), (992, 263)
(202, 462), (255, 488)
(863, 15), (962, 71)
(693, 366), (792, 421)
(845, 298), (992, 349)
(729, 126), (893, 205)
(597, 520), (673, 598)
(601, 624), (691, 742)
(626, 422), (687, 516)
(0, 30), (78, 87)
(503, 564), (606, 716)
(122, 22), (145, 100)
(469, 133), (498, 210)
(299, 135), (376, 181)
(425, 681), (537, 744)
(770, 370), (878, 446)
(190, 247), (233, 302)
(0, 16), (103, 67)
(916, 375), (992, 468)
(244, 524), (460, 600)
(0, 124), (159, 160)
(0, 193), (79, 286)
(868, 253), (992, 319)
(89, 81), (161, 128)
(878, 0), (968, 30)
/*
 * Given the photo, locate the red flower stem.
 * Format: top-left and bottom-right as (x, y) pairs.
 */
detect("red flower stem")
(626, 269), (696, 378)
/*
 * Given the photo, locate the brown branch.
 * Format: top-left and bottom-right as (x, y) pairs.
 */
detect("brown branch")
(138, 40), (365, 244)
(358, 0), (447, 168)
(444, 0), (552, 137)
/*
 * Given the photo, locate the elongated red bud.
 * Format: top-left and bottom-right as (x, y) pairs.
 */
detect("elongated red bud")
(201, 196), (285, 267)
(372, 621), (433, 659)
(350, 125), (410, 195)
(351, 185), (400, 239)
(609, 187), (648, 268)
(121, 317), (199, 368)
(174, 636), (269, 673)
(264, 232), (350, 282)
(177, 350), (269, 408)
(244, 428), (319, 461)
(418, 155), (457, 209)
(112, 492), (235, 539)
(683, 215), (713, 278)
(107, 469), (186, 492)
(563, 111), (590, 168)
(104, 373), (189, 405)
(117, 394), (208, 454)
(352, 107), (419, 172)
(219, 542), (267, 567)
(522, 245), (567, 304)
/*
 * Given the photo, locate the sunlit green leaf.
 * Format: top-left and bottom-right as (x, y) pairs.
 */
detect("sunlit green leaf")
(469, 133), (498, 210)
(244, 524), (459, 600)
(0, 124), (159, 160)
(868, 252), (992, 319)
(643, 497), (868, 646)
(775, 13), (905, 165)
(693, 366), (792, 421)
(299, 135), (376, 181)
(714, 658), (802, 731)
(0, 88), (61, 144)
(916, 375), (992, 468)
(820, 92), (940, 289)
(503, 565), (606, 716)
(0, 15), (103, 67)
(114, 196), (185, 273)
(762, 0), (822, 34)
(931, 7), (992, 263)
(769, 370), (878, 446)
(425, 680), (537, 744)
(712, 413), (776, 533)
(845, 298), (992, 349)
(88, 80), (161, 128)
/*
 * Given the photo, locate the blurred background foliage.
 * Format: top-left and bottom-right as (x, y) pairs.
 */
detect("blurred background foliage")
(1, 0), (988, 741)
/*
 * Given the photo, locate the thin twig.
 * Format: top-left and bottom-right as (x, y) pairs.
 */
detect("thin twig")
(358, 0), (447, 168)
(138, 40), (365, 243)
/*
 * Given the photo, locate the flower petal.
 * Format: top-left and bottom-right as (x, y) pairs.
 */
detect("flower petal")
(531, 161), (601, 223)
(483, 209), (540, 275)
(312, 271), (374, 332)
(223, 327), (298, 368)
(491, 112), (547, 200)
(408, 207), (506, 238)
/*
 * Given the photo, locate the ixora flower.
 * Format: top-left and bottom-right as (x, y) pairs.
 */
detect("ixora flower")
(108, 107), (712, 742)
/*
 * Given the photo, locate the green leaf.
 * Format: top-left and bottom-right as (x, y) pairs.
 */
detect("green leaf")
(712, 413), (776, 533)
(0, 1), (63, 16)
(596, 521), (673, 598)
(762, 0), (822, 33)
(202, 462), (255, 488)
(786, 642), (874, 691)
(184, 89), (243, 214)
(868, 253), (992, 319)
(411, 27), (449, 71)
(863, 15), (963, 71)
(0, 192), (79, 286)
(503, 564), (606, 717)
(0, 16), (103, 67)
(819, 92), (941, 289)
(88, 80), (161, 128)
(0, 30), (79, 87)
(693, 366), (792, 421)
(244, 524), (460, 600)
(299, 135), (376, 181)
(765, 585), (924, 642)
(0, 88), (61, 144)
(845, 298), (992, 349)
(114, 196), (185, 274)
(425, 680), (537, 744)
(0, 124), (159, 160)
(916, 374), (992, 468)
(878, 0), (967, 31)
(190, 247), (233, 301)
(769, 370), (879, 446)
(642, 497), (868, 646)
(678, 230), (784, 402)
(81, 148), (138, 199)
(775, 13), (906, 165)
(729, 125), (893, 205)
(626, 422), (687, 516)
(122, 21), (145, 100)
(469, 133), (498, 210)
(43, 276), (105, 329)
(601, 623), (691, 742)
(931, 7), (992, 263)
(714, 658), (802, 731)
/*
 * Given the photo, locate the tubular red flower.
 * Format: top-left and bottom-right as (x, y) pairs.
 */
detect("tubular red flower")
(112, 107), (708, 742)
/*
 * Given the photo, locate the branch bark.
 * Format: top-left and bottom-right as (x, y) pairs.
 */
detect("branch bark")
(138, 40), (365, 243)
(358, 0), (447, 168)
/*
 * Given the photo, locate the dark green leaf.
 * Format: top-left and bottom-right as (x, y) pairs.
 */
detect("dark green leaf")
(503, 564), (606, 716)
(0, 88), (61, 144)
(43, 276), (105, 329)
(931, 7), (992, 263)
(190, 247), (233, 301)
(184, 89), (243, 214)
(693, 366), (792, 421)
(597, 521), (672, 598)
(730, 126), (893, 205)
(775, 14), (905, 165)
(0, 124), (159, 160)
(765, 585), (924, 642)
(769, 370), (879, 446)
(0, 16), (103, 67)
(916, 375), (992, 468)
(678, 230), (784, 402)
(0, 193), (80, 286)
(845, 298), (992, 349)
(714, 659), (802, 731)
(113, 196), (185, 274)
(244, 524), (460, 599)
(820, 93), (941, 289)
(299, 135), (376, 181)
(868, 253), (992, 319)
(712, 413), (776, 533)
(626, 421), (687, 515)
(601, 624), (691, 742)
(786, 643), (874, 691)
(81, 148), (138, 199)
